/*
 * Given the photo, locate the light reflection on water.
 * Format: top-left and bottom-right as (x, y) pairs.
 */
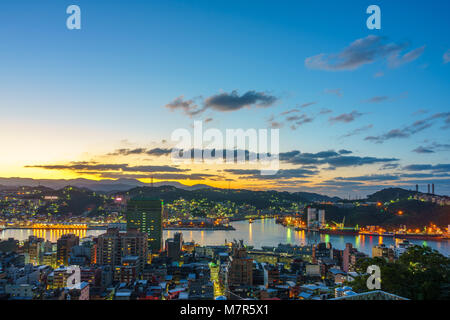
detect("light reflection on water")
(0, 228), (91, 243)
(1, 219), (448, 256)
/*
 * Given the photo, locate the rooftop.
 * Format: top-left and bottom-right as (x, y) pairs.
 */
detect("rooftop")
(330, 290), (408, 300)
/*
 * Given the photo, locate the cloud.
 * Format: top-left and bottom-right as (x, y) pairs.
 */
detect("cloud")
(365, 112), (450, 143)
(108, 148), (147, 156)
(443, 113), (450, 129)
(300, 102), (317, 108)
(334, 174), (400, 181)
(317, 180), (365, 187)
(380, 163), (400, 170)
(269, 121), (283, 129)
(412, 146), (435, 154)
(402, 164), (433, 171)
(204, 90), (277, 112)
(146, 148), (173, 156)
(365, 129), (409, 143)
(412, 109), (428, 116)
(414, 142), (450, 154)
(110, 147), (173, 157)
(324, 88), (342, 96)
(444, 49), (450, 64)
(98, 172), (217, 180)
(224, 168), (318, 180)
(341, 124), (373, 138)
(121, 166), (189, 173)
(319, 108), (332, 115)
(286, 115), (303, 121)
(109, 147), (271, 162)
(25, 163), (189, 173)
(289, 114), (314, 130)
(305, 35), (424, 71)
(388, 45), (425, 68)
(326, 156), (398, 168)
(164, 90), (278, 116)
(399, 173), (435, 178)
(363, 96), (389, 104)
(280, 109), (300, 115)
(279, 149), (397, 167)
(329, 111), (364, 123)
(274, 110), (316, 130)
(164, 96), (203, 117)
(26, 163), (127, 171)
(403, 163), (450, 173)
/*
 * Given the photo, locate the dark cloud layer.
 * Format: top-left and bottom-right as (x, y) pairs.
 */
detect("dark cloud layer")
(25, 163), (188, 173)
(403, 163), (450, 173)
(334, 174), (400, 182)
(279, 150), (397, 168)
(98, 172), (216, 181)
(224, 168), (318, 180)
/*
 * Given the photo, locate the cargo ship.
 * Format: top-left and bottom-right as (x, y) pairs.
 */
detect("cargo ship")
(393, 233), (443, 240)
(319, 227), (359, 236)
(359, 231), (395, 237)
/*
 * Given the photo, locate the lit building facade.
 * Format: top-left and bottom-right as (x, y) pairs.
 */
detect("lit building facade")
(126, 198), (163, 253)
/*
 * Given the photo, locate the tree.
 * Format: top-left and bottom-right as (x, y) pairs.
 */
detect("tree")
(346, 245), (450, 300)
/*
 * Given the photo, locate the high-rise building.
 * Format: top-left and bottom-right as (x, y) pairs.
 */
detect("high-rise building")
(343, 243), (354, 273)
(96, 229), (120, 267)
(96, 228), (148, 272)
(126, 198), (163, 252)
(23, 236), (45, 265)
(227, 240), (253, 290)
(343, 243), (367, 272)
(166, 232), (183, 260)
(307, 208), (317, 229)
(318, 209), (326, 228)
(57, 234), (79, 266)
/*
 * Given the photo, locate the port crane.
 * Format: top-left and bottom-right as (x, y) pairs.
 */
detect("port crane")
(330, 217), (359, 231)
(331, 217), (345, 229)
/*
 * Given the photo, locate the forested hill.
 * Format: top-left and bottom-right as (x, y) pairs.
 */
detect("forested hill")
(122, 186), (341, 209)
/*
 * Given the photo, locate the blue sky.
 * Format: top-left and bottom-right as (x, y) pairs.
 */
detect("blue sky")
(0, 0), (449, 197)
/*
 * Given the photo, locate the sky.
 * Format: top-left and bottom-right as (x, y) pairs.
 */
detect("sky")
(0, 0), (449, 197)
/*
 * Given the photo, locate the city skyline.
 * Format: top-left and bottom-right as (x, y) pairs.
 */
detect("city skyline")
(1, 0), (450, 197)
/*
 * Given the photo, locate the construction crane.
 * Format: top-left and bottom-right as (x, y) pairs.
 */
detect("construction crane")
(331, 217), (345, 229)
